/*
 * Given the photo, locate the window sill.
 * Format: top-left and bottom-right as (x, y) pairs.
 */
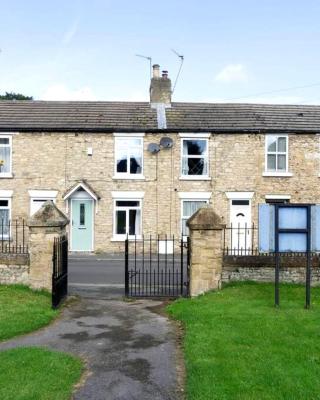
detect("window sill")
(111, 236), (142, 242)
(262, 172), (293, 177)
(179, 176), (211, 181)
(0, 173), (13, 179)
(112, 175), (145, 180)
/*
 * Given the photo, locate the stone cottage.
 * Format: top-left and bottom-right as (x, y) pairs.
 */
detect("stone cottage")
(0, 64), (320, 253)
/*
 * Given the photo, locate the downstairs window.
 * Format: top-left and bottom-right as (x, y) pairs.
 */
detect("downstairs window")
(114, 200), (142, 239)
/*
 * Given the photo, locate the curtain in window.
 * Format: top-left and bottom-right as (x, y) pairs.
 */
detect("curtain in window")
(129, 209), (141, 235)
(183, 200), (206, 217)
(0, 147), (10, 173)
(0, 209), (9, 236)
(182, 201), (207, 236)
(182, 141), (189, 175)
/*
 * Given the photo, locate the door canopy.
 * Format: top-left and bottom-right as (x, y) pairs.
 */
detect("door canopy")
(63, 181), (100, 202)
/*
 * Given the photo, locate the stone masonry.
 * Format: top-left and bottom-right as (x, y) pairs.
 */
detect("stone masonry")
(187, 206), (225, 296)
(223, 254), (320, 286)
(0, 254), (29, 285)
(28, 201), (69, 290)
(0, 132), (319, 252)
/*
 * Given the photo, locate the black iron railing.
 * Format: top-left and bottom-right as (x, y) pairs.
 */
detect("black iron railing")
(125, 235), (190, 298)
(52, 235), (68, 309)
(0, 219), (28, 254)
(223, 224), (258, 255)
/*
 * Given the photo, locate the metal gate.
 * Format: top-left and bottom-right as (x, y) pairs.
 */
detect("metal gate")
(125, 236), (190, 298)
(52, 235), (68, 308)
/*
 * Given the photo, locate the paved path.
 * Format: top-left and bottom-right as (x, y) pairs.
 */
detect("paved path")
(0, 297), (182, 400)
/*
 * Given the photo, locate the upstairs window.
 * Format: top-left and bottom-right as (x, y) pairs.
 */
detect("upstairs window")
(181, 139), (208, 177)
(266, 135), (288, 173)
(114, 137), (143, 178)
(0, 136), (12, 177)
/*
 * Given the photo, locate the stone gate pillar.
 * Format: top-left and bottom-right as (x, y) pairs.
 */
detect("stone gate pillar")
(187, 206), (225, 296)
(28, 201), (69, 291)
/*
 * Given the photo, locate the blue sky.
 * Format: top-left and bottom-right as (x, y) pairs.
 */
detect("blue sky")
(1, 0), (320, 104)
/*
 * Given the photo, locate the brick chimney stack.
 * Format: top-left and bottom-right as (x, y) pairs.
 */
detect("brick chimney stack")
(149, 64), (172, 104)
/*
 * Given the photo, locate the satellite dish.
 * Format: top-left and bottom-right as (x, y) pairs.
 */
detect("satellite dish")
(160, 137), (173, 149)
(147, 143), (160, 154)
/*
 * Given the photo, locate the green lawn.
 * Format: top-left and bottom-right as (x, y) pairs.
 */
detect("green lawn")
(0, 284), (58, 341)
(0, 347), (83, 400)
(167, 282), (320, 400)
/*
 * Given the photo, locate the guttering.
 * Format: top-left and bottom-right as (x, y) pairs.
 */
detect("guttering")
(0, 127), (319, 134)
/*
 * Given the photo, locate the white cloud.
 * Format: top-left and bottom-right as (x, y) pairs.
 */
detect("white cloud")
(215, 64), (249, 83)
(41, 84), (97, 101)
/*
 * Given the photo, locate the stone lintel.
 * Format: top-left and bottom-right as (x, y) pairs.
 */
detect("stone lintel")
(28, 201), (69, 228)
(187, 206), (225, 231)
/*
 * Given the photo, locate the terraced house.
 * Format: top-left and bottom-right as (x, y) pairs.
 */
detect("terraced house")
(1, 64), (320, 253)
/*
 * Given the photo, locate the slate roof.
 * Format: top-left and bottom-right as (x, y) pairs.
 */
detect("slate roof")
(0, 100), (320, 133)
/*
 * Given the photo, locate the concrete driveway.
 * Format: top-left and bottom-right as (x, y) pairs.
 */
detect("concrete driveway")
(0, 297), (183, 400)
(69, 253), (125, 299)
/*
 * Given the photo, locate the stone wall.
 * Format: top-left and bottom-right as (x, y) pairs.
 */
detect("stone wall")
(222, 255), (320, 285)
(0, 254), (29, 284)
(0, 202), (68, 291)
(188, 207), (225, 296)
(0, 132), (320, 252)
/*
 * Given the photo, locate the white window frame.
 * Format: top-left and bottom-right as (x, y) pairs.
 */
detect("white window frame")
(28, 190), (58, 216)
(113, 199), (142, 241)
(179, 192), (211, 239)
(0, 135), (12, 178)
(0, 196), (12, 239)
(263, 134), (292, 177)
(180, 135), (210, 180)
(111, 191), (144, 242)
(113, 134), (145, 179)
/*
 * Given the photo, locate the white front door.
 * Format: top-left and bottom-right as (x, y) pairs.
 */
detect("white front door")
(230, 199), (251, 254)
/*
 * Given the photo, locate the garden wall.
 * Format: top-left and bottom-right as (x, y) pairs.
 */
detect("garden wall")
(0, 254), (30, 285)
(222, 255), (320, 285)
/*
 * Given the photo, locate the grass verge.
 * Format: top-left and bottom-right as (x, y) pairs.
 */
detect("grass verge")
(0, 347), (83, 400)
(0, 284), (58, 341)
(167, 282), (320, 400)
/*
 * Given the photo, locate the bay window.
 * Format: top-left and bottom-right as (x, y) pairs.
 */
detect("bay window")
(114, 137), (143, 178)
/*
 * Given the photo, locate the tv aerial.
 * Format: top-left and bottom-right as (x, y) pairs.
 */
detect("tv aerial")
(171, 49), (184, 94)
(135, 54), (152, 79)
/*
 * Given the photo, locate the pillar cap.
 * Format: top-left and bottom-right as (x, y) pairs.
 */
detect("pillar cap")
(187, 206), (225, 230)
(28, 201), (69, 228)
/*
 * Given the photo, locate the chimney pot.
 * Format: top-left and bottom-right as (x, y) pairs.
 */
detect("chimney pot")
(162, 70), (168, 79)
(152, 64), (160, 78)
(149, 65), (171, 105)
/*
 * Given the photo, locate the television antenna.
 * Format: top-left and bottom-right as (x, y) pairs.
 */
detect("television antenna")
(135, 54), (152, 79)
(171, 49), (184, 94)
